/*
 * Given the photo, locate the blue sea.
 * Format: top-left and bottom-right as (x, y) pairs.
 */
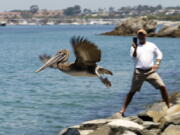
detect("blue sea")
(0, 25), (179, 135)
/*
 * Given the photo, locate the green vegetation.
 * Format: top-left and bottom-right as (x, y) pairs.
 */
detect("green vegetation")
(63, 5), (81, 16)
(147, 14), (180, 21)
(30, 5), (39, 14)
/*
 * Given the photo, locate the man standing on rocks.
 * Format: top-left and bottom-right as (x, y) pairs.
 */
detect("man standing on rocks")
(120, 29), (171, 116)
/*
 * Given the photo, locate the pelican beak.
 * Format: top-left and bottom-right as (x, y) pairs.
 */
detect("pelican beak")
(35, 52), (66, 73)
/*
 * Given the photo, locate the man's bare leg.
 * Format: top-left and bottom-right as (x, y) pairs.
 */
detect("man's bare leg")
(159, 86), (170, 108)
(120, 91), (136, 115)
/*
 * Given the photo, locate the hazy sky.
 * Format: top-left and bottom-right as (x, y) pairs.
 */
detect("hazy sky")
(0, 0), (180, 11)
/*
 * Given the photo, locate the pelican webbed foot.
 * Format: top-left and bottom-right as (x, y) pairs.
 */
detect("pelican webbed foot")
(95, 66), (112, 88)
(100, 77), (112, 88)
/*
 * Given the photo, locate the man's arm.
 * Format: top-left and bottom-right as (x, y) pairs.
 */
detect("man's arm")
(130, 43), (137, 58)
(152, 59), (161, 71)
(152, 45), (163, 71)
(131, 43), (137, 57)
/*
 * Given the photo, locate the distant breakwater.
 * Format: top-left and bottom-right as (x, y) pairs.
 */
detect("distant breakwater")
(102, 17), (180, 38)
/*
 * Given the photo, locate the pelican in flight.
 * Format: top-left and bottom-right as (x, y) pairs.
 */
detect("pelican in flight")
(35, 36), (113, 87)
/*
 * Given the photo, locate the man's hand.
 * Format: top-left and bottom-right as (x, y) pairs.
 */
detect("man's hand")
(132, 42), (137, 48)
(152, 59), (161, 71)
(132, 42), (137, 57)
(152, 64), (159, 71)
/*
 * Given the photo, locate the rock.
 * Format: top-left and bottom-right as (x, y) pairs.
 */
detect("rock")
(108, 119), (144, 130)
(102, 17), (180, 37)
(88, 125), (112, 135)
(167, 104), (180, 115)
(80, 119), (112, 130)
(102, 17), (157, 36)
(89, 124), (138, 135)
(142, 121), (160, 130)
(108, 112), (124, 119)
(140, 129), (161, 135)
(88, 119), (144, 135)
(78, 130), (94, 135)
(169, 92), (180, 104)
(71, 125), (81, 129)
(138, 102), (168, 123)
(122, 130), (137, 135)
(160, 105), (180, 129)
(138, 113), (153, 122)
(161, 125), (180, 135)
(59, 92), (180, 135)
(59, 128), (80, 135)
(156, 24), (180, 37)
(125, 116), (144, 125)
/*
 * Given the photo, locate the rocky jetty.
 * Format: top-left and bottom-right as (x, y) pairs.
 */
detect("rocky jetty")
(59, 92), (180, 135)
(102, 17), (180, 38)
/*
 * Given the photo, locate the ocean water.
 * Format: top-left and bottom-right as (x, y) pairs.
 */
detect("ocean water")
(0, 25), (179, 135)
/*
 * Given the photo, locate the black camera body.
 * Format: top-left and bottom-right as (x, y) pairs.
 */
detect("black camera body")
(133, 37), (138, 45)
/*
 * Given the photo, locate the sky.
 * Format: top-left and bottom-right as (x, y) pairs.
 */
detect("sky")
(0, 0), (180, 11)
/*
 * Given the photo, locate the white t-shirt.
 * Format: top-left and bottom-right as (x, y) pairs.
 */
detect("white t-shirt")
(130, 41), (163, 69)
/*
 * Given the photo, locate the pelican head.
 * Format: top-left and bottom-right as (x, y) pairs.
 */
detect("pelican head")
(35, 49), (70, 72)
(57, 49), (70, 63)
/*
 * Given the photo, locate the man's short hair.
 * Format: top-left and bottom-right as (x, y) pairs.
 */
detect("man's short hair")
(137, 29), (147, 35)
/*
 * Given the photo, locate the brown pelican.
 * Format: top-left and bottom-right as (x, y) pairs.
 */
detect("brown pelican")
(35, 36), (113, 87)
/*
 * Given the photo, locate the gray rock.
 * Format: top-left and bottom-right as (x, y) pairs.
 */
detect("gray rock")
(58, 92), (180, 135)
(156, 24), (180, 37)
(80, 119), (112, 130)
(108, 112), (124, 119)
(125, 116), (144, 125)
(143, 121), (160, 130)
(102, 17), (180, 37)
(102, 17), (157, 35)
(102, 17), (157, 36)
(161, 125), (180, 135)
(160, 105), (180, 129)
(59, 128), (80, 135)
(140, 129), (161, 135)
(79, 130), (94, 135)
(169, 92), (180, 104)
(138, 102), (168, 123)
(108, 119), (144, 130)
(88, 124), (139, 135)
(88, 125), (112, 135)
(167, 104), (180, 115)
(122, 130), (137, 135)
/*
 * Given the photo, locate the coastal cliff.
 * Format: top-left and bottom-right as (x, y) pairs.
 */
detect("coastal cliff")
(102, 17), (180, 38)
(59, 92), (180, 135)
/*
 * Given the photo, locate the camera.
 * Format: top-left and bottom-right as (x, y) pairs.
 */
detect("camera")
(133, 37), (138, 45)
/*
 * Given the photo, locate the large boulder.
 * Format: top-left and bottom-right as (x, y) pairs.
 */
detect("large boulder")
(155, 24), (180, 37)
(59, 128), (80, 135)
(138, 92), (180, 123)
(89, 125), (138, 135)
(103, 17), (157, 36)
(160, 104), (180, 129)
(161, 125), (180, 135)
(138, 102), (168, 123)
(107, 119), (144, 130)
(88, 119), (144, 135)
(169, 92), (180, 104)
(102, 17), (180, 37)
(79, 119), (112, 130)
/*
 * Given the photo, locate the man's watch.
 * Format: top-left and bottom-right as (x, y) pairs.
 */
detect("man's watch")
(155, 61), (160, 67)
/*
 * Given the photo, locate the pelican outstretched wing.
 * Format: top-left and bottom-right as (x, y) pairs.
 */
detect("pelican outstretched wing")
(71, 36), (101, 67)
